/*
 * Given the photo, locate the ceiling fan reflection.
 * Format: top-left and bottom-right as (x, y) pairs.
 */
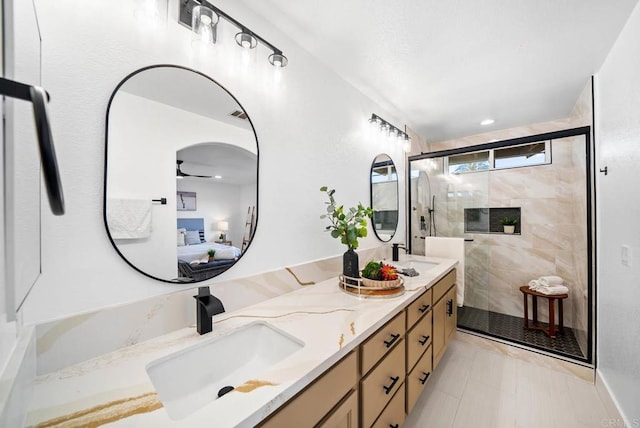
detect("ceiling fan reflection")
(176, 160), (212, 179)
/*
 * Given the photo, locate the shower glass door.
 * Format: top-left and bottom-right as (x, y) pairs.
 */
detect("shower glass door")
(408, 129), (592, 363)
(409, 156), (491, 332)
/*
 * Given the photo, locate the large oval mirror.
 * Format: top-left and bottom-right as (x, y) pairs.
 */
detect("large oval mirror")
(104, 65), (258, 283)
(370, 154), (398, 242)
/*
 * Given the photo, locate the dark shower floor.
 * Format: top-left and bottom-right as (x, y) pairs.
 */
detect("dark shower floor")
(457, 306), (586, 361)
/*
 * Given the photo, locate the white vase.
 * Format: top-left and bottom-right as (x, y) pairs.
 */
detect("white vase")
(503, 225), (515, 234)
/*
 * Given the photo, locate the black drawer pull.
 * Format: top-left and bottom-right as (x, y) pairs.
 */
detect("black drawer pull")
(383, 376), (400, 395)
(419, 371), (431, 385)
(447, 299), (454, 316)
(384, 333), (400, 348)
(419, 304), (430, 313)
(419, 335), (430, 346)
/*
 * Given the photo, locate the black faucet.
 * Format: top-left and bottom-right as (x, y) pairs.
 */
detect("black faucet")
(194, 286), (225, 335)
(392, 243), (409, 262)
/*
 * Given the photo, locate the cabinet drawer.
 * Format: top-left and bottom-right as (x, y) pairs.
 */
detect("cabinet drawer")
(361, 311), (405, 374)
(406, 345), (433, 414)
(406, 288), (432, 329)
(406, 310), (432, 372)
(371, 383), (405, 428)
(433, 269), (456, 304)
(259, 351), (357, 428)
(360, 339), (405, 428)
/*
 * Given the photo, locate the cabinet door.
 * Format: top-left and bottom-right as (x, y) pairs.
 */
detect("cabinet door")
(318, 389), (358, 428)
(432, 295), (446, 368)
(445, 286), (457, 344)
(259, 352), (357, 428)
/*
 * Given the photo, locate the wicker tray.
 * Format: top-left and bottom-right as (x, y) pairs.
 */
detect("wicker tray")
(361, 277), (402, 288)
(338, 275), (405, 298)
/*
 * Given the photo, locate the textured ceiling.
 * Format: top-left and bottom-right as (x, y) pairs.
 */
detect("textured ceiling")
(240, 0), (638, 142)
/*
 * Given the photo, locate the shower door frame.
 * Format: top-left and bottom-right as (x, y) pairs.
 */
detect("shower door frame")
(407, 126), (595, 364)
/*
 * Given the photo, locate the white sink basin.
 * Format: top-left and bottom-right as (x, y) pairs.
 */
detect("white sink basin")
(146, 322), (304, 420)
(397, 260), (439, 272)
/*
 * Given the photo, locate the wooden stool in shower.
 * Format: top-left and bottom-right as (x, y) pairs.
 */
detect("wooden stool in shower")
(519, 286), (568, 338)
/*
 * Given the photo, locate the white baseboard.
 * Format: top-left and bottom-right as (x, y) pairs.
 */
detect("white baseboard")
(595, 369), (633, 427)
(0, 325), (35, 427)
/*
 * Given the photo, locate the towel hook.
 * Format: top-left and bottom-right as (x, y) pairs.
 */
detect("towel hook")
(599, 166), (608, 175)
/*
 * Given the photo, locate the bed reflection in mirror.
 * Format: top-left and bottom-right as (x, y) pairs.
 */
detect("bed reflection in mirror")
(104, 65), (258, 283)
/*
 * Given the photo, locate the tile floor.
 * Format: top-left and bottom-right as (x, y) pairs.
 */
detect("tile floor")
(405, 333), (618, 428)
(457, 306), (586, 360)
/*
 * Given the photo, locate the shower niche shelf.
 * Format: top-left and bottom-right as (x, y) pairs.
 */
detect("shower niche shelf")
(464, 207), (521, 234)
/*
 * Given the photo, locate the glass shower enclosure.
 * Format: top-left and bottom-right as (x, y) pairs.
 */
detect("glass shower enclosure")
(408, 128), (593, 363)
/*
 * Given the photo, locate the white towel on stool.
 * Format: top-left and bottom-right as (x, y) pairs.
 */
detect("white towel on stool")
(528, 279), (541, 290)
(537, 285), (569, 295)
(539, 276), (564, 286)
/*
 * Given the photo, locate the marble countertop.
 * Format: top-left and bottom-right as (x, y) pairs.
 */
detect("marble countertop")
(26, 255), (457, 428)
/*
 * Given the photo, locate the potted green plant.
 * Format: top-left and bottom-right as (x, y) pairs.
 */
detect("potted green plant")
(207, 249), (216, 262)
(499, 217), (518, 234)
(361, 260), (401, 287)
(320, 186), (373, 281)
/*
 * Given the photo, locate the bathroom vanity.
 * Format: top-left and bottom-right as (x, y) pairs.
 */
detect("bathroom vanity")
(26, 255), (457, 427)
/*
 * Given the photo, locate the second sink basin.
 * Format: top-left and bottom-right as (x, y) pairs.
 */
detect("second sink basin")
(397, 260), (439, 272)
(146, 321), (304, 420)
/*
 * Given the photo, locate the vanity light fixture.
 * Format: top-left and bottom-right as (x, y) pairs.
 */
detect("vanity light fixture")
(191, 4), (218, 44)
(369, 113), (412, 152)
(235, 30), (257, 49)
(179, 0), (288, 67)
(480, 119), (495, 126)
(268, 51), (288, 68)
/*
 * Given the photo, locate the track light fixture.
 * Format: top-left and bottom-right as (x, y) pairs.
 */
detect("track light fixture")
(369, 113), (411, 151)
(179, 0), (288, 67)
(235, 30), (257, 49)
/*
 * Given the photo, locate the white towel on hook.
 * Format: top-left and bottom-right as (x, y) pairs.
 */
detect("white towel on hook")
(539, 276), (564, 286)
(107, 198), (152, 239)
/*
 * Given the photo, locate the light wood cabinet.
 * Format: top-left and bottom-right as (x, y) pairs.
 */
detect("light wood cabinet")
(361, 311), (405, 374)
(406, 288), (432, 329)
(318, 389), (359, 428)
(406, 311), (432, 372)
(260, 268), (457, 428)
(371, 383), (405, 428)
(433, 280), (457, 369)
(360, 338), (405, 428)
(259, 351), (358, 428)
(406, 344), (433, 413)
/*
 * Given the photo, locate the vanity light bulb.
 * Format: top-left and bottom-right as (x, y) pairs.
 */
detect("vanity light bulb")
(192, 5), (218, 45)
(403, 137), (412, 153)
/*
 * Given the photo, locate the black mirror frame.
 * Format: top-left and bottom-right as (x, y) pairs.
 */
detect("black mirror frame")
(369, 153), (398, 242)
(103, 64), (259, 284)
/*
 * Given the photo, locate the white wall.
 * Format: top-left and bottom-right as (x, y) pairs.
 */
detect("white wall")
(21, 0), (406, 324)
(595, 0), (640, 423)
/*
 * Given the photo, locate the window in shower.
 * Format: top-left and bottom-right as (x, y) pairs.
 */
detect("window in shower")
(446, 151), (490, 175)
(445, 141), (551, 175)
(494, 141), (550, 169)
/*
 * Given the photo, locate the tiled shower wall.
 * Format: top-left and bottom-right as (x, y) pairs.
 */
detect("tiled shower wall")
(412, 80), (592, 356)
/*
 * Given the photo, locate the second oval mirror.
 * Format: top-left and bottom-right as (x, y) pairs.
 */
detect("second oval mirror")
(104, 65), (258, 283)
(370, 154), (398, 241)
